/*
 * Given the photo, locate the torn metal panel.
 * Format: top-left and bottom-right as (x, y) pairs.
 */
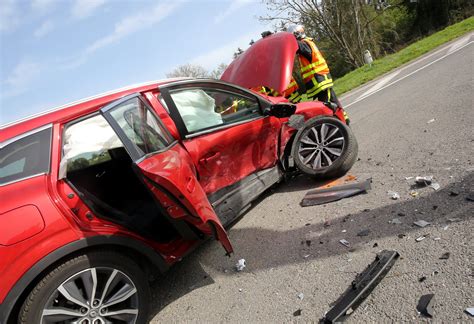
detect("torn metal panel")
(301, 178), (372, 207)
(321, 250), (400, 323)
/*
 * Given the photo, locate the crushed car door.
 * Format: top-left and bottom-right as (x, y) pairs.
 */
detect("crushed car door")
(159, 81), (281, 195)
(101, 93), (232, 254)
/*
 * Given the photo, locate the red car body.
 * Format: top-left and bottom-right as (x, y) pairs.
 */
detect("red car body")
(0, 33), (348, 323)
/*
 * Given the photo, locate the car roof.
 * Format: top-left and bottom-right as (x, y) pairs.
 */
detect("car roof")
(0, 78), (190, 142)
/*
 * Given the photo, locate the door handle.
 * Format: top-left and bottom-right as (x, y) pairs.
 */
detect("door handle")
(199, 152), (221, 164)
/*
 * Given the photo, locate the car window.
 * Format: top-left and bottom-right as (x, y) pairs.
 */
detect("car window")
(0, 127), (52, 185)
(62, 115), (124, 175)
(108, 97), (171, 156)
(169, 88), (261, 133)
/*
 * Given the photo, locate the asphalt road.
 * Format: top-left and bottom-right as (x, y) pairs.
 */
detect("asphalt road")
(150, 34), (474, 323)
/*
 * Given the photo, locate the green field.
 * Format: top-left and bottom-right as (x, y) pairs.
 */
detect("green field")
(333, 17), (474, 95)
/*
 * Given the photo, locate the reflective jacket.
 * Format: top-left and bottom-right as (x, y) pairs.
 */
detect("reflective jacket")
(284, 38), (333, 103)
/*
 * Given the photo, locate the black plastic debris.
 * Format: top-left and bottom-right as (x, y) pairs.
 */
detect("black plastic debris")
(301, 178), (372, 207)
(416, 294), (435, 318)
(439, 252), (450, 260)
(372, 243), (378, 248)
(466, 193), (474, 202)
(321, 250), (399, 323)
(418, 276), (427, 282)
(357, 229), (370, 237)
(449, 190), (460, 196)
(293, 309), (302, 316)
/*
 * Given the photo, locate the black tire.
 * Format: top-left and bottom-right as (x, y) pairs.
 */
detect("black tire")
(19, 251), (150, 324)
(291, 116), (358, 179)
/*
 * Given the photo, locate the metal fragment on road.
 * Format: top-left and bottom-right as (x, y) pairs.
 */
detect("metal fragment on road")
(388, 190), (400, 200)
(415, 176), (433, 185)
(416, 235), (429, 242)
(430, 182), (441, 191)
(416, 294), (435, 318)
(235, 259), (246, 272)
(298, 293), (304, 300)
(465, 307), (474, 317)
(339, 239), (350, 247)
(426, 118), (436, 124)
(414, 220), (430, 228)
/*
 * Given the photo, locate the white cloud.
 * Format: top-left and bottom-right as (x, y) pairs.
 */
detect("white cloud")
(85, 1), (182, 55)
(2, 60), (42, 98)
(191, 30), (261, 70)
(214, 0), (253, 24)
(34, 20), (54, 38)
(71, 0), (107, 19)
(0, 0), (19, 32)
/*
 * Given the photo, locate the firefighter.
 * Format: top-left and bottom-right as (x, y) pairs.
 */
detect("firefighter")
(284, 24), (340, 107)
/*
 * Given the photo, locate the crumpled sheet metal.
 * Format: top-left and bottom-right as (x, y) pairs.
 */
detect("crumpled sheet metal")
(301, 178), (372, 207)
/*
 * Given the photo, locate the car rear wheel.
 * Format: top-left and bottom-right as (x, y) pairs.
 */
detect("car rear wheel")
(19, 251), (150, 324)
(291, 116), (358, 179)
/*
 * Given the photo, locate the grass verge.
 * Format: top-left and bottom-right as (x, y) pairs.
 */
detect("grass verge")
(333, 17), (474, 96)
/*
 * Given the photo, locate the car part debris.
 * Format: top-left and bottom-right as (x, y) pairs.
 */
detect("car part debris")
(416, 234), (429, 242)
(418, 276), (427, 282)
(339, 239), (350, 247)
(414, 220), (430, 228)
(416, 294), (435, 318)
(293, 309), (302, 316)
(390, 218), (402, 224)
(439, 252), (450, 260)
(372, 242), (378, 247)
(298, 293), (304, 300)
(426, 118), (436, 124)
(235, 259), (246, 271)
(430, 182), (440, 191)
(321, 250), (399, 323)
(301, 178), (372, 207)
(465, 307), (474, 317)
(433, 237), (441, 241)
(357, 229), (370, 237)
(387, 191), (400, 200)
(415, 176), (433, 185)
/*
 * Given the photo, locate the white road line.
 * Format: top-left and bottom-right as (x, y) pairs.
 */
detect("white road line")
(356, 70), (401, 100)
(447, 35), (471, 54)
(344, 41), (473, 108)
(341, 32), (474, 101)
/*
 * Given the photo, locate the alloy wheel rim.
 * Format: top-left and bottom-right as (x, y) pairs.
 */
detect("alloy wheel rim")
(298, 122), (345, 170)
(41, 267), (139, 324)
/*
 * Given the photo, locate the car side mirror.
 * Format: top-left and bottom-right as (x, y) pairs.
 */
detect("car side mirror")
(264, 103), (296, 118)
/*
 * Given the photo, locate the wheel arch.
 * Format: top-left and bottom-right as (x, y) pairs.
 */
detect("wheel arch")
(1, 235), (169, 324)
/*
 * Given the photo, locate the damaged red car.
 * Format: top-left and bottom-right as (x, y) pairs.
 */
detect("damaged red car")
(0, 32), (357, 323)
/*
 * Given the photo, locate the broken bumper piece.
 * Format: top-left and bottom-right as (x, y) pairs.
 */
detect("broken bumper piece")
(321, 250), (399, 323)
(301, 178), (372, 207)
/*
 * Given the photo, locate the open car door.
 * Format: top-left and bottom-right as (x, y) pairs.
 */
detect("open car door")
(101, 93), (233, 255)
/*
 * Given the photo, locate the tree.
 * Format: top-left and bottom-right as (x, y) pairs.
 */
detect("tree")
(209, 63), (228, 79)
(166, 63), (209, 78)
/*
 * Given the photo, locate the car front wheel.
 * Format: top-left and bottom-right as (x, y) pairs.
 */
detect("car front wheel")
(19, 251), (150, 324)
(291, 116), (358, 179)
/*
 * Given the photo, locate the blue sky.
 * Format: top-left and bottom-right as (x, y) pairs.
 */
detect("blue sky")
(0, 0), (274, 125)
